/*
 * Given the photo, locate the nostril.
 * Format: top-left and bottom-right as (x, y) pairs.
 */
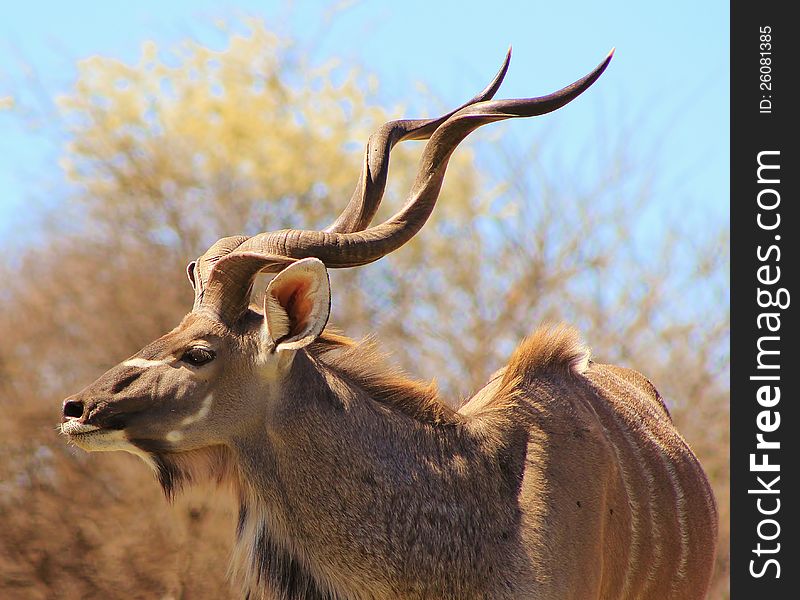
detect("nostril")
(63, 399), (85, 419)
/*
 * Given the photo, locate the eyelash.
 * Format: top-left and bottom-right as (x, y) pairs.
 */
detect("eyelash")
(181, 348), (215, 367)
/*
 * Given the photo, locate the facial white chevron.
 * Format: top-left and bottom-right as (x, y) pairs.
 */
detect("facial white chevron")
(123, 358), (169, 368)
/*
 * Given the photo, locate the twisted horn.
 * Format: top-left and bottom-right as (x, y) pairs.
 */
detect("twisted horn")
(198, 50), (614, 322)
(189, 50), (513, 309)
(325, 48), (511, 233)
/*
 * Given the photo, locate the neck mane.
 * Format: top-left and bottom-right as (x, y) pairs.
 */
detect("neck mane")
(308, 332), (462, 426)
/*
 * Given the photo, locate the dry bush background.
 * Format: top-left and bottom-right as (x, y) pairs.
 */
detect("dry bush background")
(0, 22), (729, 599)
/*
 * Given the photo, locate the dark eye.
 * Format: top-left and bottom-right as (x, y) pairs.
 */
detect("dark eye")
(181, 347), (215, 367)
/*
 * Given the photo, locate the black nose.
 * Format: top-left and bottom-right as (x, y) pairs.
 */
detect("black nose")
(62, 398), (85, 421)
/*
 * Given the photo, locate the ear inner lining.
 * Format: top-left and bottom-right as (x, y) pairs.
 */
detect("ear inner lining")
(265, 293), (290, 342)
(262, 257), (331, 351)
(291, 288), (310, 337)
(273, 280), (312, 338)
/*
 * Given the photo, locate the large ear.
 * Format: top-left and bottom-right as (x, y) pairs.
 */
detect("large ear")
(263, 258), (331, 352)
(186, 261), (197, 291)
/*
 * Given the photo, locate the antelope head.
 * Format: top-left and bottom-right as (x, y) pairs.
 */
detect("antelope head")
(60, 50), (612, 494)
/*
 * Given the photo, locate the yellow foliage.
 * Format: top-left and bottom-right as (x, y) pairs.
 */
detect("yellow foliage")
(56, 20), (478, 254)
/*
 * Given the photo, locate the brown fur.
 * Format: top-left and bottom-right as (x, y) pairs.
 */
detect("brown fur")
(311, 332), (458, 426)
(503, 322), (591, 383)
(63, 306), (717, 599)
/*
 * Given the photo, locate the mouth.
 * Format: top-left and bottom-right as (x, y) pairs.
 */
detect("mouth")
(61, 421), (101, 436)
(60, 420), (132, 452)
(58, 419), (158, 471)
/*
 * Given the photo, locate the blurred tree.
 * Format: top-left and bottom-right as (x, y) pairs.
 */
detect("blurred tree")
(0, 19), (729, 599)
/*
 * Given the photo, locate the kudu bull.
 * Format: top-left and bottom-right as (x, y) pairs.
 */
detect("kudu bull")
(60, 50), (717, 599)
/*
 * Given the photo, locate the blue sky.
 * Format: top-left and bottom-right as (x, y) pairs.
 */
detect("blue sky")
(0, 1), (729, 241)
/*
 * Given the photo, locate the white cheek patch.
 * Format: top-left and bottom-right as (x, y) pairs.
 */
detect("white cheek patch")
(123, 358), (170, 368)
(180, 393), (214, 427)
(166, 430), (184, 443)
